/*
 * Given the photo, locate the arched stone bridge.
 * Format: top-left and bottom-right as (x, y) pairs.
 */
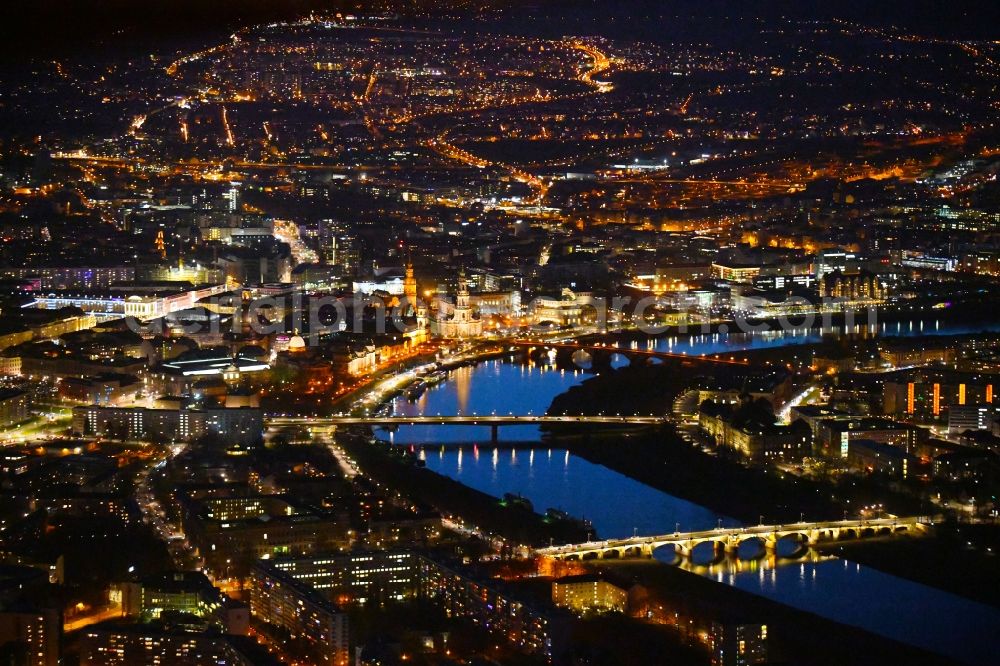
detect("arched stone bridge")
(536, 517), (931, 561)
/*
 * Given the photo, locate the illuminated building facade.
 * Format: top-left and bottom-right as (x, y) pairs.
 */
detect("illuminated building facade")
(249, 564), (349, 666)
(883, 373), (995, 421)
(846, 439), (918, 478)
(263, 551), (419, 605)
(814, 418), (928, 459)
(698, 401), (811, 461)
(0, 608), (60, 666)
(551, 576), (628, 613)
(431, 269), (483, 339)
(0, 389), (29, 428)
(179, 495), (350, 575)
(709, 621), (768, 666)
(79, 627), (265, 666)
(711, 262), (762, 283)
(0, 266), (136, 290)
(879, 342), (956, 368)
(417, 556), (569, 661)
(30, 284), (227, 322)
(121, 571), (249, 635)
(71, 405), (263, 445)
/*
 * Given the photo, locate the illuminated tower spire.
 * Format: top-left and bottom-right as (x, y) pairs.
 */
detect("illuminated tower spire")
(154, 230), (166, 260)
(404, 255), (418, 312)
(456, 266), (469, 310)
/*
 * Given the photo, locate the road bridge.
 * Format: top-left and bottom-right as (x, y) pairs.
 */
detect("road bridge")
(267, 414), (668, 441)
(536, 517), (930, 561)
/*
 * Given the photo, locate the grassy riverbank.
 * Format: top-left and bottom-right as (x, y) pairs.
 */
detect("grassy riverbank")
(544, 361), (928, 524)
(587, 559), (954, 666)
(339, 434), (590, 546)
(816, 523), (1000, 609)
(560, 427), (926, 525)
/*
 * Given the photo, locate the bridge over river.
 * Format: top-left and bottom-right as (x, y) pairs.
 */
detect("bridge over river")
(536, 516), (931, 561)
(267, 414), (668, 441)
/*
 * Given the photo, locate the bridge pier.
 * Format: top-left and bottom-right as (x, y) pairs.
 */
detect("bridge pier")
(490, 424), (498, 442)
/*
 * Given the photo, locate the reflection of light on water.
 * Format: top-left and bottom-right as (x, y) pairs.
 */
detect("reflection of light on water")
(456, 447), (461, 472)
(529, 449), (534, 467)
(492, 447), (498, 470)
(455, 365), (471, 414)
(670, 547), (837, 578)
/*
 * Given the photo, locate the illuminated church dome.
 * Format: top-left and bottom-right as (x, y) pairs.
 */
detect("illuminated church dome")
(288, 334), (307, 352)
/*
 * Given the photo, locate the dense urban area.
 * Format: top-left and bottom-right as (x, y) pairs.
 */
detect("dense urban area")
(0, 1), (999, 664)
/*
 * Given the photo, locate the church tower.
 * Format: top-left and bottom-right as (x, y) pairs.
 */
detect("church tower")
(456, 267), (470, 311)
(404, 260), (418, 312)
(431, 266), (481, 339)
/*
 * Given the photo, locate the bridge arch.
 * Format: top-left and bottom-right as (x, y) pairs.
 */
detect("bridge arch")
(775, 533), (810, 559)
(735, 536), (769, 560)
(650, 543), (682, 564)
(689, 540), (727, 565)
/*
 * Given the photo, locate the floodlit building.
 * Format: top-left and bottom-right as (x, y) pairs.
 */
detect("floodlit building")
(431, 269), (482, 339)
(552, 575), (628, 613)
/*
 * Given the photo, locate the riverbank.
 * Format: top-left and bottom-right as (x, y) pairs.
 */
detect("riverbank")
(543, 360), (927, 524)
(816, 522), (1000, 610)
(559, 428), (927, 525)
(586, 559), (954, 666)
(586, 299), (1000, 345)
(338, 433), (590, 546)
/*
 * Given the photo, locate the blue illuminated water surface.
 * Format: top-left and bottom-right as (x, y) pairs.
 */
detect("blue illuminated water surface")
(373, 319), (1000, 663)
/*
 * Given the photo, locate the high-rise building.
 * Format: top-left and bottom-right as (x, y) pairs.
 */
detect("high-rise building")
(709, 621), (768, 666)
(79, 626), (268, 666)
(249, 564), (349, 666)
